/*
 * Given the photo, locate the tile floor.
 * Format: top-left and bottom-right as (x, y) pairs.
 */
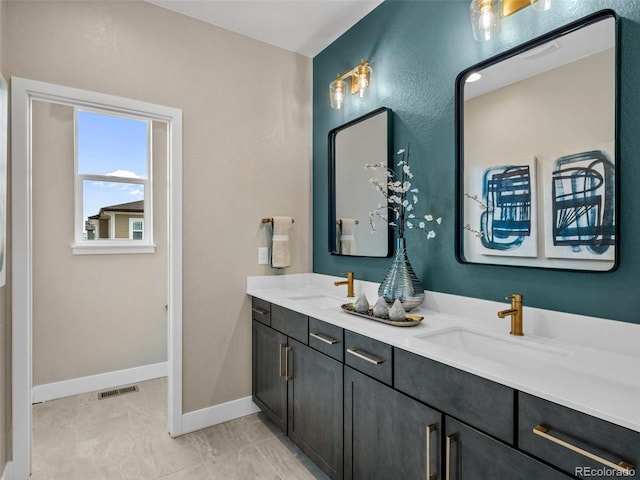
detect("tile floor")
(32, 378), (328, 480)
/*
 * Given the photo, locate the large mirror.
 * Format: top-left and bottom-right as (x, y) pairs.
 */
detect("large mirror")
(329, 107), (393, 257)
(456, 10), (617, 271)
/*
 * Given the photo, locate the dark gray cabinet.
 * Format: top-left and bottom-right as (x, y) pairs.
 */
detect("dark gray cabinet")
(518, 392), (639, 479)
(309, 317), (344, 362)
(395, 347), (515, 444)
(344, 366), (442, 480)
(445, 417), (571, 480)
(271, 304), (308, 344)
(252, 302), (343, 479)
(288, 338), (343, 479)
(251, 297), (271, 325)
(252, 319), (287, 432)
(344, 330), (393, 386)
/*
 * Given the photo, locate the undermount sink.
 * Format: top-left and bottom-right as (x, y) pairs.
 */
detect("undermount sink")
(286, 294), (346, 309)
(415, 327), (570, 370)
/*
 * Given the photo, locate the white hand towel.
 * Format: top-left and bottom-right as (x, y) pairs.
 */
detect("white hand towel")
(340, 218), (357, 255)
(271, 216), (292, 268)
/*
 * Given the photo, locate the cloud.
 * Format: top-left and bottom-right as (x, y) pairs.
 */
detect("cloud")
(106, 169), (142, 179)
(128, 188), (144, 197)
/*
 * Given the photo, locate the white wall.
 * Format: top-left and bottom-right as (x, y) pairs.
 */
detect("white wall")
(5, 1), (312, 413)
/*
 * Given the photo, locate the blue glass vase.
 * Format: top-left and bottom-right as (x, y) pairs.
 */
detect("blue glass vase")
(378, 237), (425, 311)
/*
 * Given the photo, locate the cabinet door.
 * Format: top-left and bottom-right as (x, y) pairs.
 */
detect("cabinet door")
(344, 367), (442, 480)
(518, 392), (639, 480)
(252, 320), (288, 433)
(445, 417), (571, 480)
(288, 339), (343, 479)
(395, 347), (514, 444)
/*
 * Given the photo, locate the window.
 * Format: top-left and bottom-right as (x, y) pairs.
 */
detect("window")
(74, 109), (153, 253)
(130, 218), (144, 240)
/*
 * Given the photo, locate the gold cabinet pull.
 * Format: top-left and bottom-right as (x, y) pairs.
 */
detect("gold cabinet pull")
(278, 343), (286, 377)
(252, 307), (268, 315)
(445, 434), (457, 480)
(533, 425), (634, 473)
(426, 424), (437, 480)
(346, 348), (384, 365)
(285, 346), (293, 381)
(310, 332), (338, 345)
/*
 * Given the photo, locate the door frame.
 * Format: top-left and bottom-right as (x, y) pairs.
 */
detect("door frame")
(10, 77), (184, 479)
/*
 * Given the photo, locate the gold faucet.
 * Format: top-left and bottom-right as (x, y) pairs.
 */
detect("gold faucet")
(497, 294), (524, 336)
(334, 272), (355, 297)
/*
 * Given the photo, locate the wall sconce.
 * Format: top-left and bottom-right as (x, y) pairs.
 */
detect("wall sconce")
(470, 0), (501, 42)
(329, 59), (371, 110)
(502, 0), (551, 16)
(470, 0), (551, 42)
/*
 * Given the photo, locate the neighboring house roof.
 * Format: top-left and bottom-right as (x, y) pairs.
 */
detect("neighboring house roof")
(89, 200), (143, 220)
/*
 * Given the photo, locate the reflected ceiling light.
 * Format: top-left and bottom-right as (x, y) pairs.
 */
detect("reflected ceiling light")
(329, 59), (371, 110)
(466, 72), (482, 83)
(470, 0), (500, 42)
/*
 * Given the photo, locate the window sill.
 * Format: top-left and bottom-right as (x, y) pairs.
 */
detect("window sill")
(71, 242), (156, 255)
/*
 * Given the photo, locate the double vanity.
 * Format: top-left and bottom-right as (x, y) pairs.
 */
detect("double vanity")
(248, 273), (640, 480)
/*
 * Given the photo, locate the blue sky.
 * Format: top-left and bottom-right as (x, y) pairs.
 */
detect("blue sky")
(77, 110), (148, 221)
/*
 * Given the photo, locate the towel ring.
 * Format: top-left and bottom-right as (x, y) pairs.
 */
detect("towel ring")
(262, 217), (294, 224)
(336, 219), (359, 225)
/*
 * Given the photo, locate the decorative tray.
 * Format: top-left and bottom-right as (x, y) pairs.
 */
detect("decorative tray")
(341, 303), (423, 327)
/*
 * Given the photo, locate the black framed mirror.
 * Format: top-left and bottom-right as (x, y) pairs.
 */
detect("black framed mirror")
(329, 107), (393, 257)
(456, 10), (618, 272)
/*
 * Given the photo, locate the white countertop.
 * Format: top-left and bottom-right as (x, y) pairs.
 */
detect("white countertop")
(247, 273), (640, 433)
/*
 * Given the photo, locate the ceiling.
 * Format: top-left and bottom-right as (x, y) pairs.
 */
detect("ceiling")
(146, 0), (384, 58)
(464, 16), (615, 99)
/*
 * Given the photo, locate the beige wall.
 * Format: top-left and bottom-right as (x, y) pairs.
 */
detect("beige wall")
(114, 213), (144, 239)
(0, 0), (10, 472)
(32, 101), (168, 385)
(5, 0), (312, 413)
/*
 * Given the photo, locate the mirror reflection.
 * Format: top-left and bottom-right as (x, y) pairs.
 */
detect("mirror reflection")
(457, 11), (617, 271)
(329, 107), (392, 257)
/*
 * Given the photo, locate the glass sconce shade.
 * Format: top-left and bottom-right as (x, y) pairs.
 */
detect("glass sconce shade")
(530, 0), (551, 11)
(470, 0), (501, 42)
(355, 62), (371, 98)
(330, 78), (345, 109)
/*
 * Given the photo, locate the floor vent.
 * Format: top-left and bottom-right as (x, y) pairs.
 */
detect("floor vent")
(98, 385), (139, 400)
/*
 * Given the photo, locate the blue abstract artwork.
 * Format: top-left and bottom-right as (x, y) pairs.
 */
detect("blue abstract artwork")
(480, 165), (533, 252)
(549, 150), (615, 257)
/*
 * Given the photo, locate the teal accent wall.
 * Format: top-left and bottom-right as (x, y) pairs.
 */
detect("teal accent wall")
(313, 0), (640, 324)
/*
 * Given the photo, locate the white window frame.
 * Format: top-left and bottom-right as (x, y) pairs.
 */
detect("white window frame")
(72, 107), (154, 254)
(129, 216), (144, 240)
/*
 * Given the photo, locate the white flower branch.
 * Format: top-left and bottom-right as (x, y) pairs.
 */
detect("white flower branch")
(465, 193), (493, 212)
(464, 193), (490, 239)
(464, 224), (484, 238)
(367, 145), (441, 239)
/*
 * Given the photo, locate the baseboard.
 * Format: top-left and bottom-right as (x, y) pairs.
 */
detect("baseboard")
(0, 461), (12, 480)
(181, 396), (261, 435)
(31, 362), (168, 403)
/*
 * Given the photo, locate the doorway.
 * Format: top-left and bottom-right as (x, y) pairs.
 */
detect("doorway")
(11, 78), (183, 480)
